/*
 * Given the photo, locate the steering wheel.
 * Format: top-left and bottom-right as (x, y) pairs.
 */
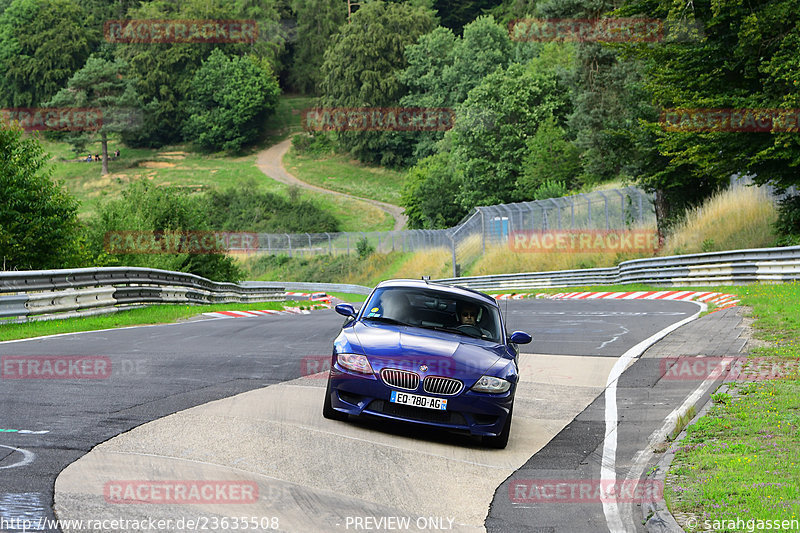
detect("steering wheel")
(456, 324), (483, 337)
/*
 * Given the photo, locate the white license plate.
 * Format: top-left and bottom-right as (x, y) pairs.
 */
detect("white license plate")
(390, 390), (447, 410)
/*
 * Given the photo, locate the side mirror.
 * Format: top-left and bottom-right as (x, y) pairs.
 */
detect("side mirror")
(335, 303), (357, 318)
(509, 331), (532, 345)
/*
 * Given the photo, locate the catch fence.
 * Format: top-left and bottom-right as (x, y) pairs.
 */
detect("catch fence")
(230, 187), (656, 276)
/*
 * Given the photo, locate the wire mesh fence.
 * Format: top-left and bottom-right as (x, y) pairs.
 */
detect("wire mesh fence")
(230, 187), (657, 275)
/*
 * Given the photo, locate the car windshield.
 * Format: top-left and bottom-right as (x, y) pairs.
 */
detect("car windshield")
(362, 287), (503, 343)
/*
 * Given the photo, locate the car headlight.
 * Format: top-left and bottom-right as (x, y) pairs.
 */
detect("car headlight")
(471, 375), (511, 394)
(337, 353), (373, 374)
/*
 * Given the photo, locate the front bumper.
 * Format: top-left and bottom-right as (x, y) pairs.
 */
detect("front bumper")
(327, 367), (514, 437)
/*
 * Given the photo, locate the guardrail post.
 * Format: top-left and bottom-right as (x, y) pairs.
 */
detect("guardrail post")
(480, 210), (486, 254)
(570, 197), (575, 228)
(286, 234), (292, 257)
(598, 191), (609, 229)
(614, 190), (626, 227)
(451, 233), (458, 277)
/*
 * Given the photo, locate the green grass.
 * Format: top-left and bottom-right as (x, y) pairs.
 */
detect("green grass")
(40, 140), (393, 233)
(660, 282), (800, 530)
(259, 94), (316, 146)
(493, 283), (800, 529)
(0, 300), (315, 342)
(36, 94), (393, 233)
(283, 147), (406, 205)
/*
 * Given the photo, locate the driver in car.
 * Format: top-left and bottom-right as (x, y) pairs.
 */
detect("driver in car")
(456, 301), (491, 338)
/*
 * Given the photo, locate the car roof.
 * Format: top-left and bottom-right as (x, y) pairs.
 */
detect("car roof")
(374, 279), (498, 308)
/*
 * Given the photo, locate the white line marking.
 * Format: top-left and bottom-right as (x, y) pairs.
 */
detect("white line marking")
(0, 444), (35, 470)
(621, 291), (649, 299)
(619, 356), (731, 529)
(601, 300), (706, 533)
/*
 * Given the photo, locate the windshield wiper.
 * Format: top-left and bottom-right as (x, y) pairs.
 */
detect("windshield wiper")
(363, 316), (410, 327)
(420, 324), (487, 339)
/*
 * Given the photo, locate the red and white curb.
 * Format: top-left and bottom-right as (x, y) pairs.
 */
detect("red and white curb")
(286, 291), (332, 303)
(494, 290), (739, 310)
(202, 303), (331, 319)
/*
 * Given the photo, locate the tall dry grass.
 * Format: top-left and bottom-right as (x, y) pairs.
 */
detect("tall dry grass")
(662, 186), (778, 255)
(467, 223), (658, 275)
(388, 248), (453, 280)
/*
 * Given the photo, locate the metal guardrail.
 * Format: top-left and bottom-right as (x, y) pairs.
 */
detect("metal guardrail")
(434, 246), (800, 290)
(0, 267), (286, 322)
(240, 281), (372, 295)
(3, 245), (798, 321)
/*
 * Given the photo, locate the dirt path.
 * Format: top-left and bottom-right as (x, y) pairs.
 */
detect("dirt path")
(256, 138), (408, 231)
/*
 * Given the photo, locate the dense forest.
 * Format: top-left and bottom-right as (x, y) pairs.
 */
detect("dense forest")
(2, 0), (800, 277)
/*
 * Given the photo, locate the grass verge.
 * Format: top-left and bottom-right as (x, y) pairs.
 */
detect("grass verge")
(283, 148), (406, 205)
(40, 141), (392, 232)
(660, 282), (800, 530)
(0, 300), (308, 342)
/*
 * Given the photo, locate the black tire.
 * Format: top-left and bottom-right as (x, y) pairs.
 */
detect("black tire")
(483, 406), (513, 449)
(322, 377), (348, 421)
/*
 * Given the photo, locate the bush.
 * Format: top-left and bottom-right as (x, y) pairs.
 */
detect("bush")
(532, 179), (568, 200)
(291, 132), (335, 156)
(0, 123), (83, 269)
(85, 181), (243, 282)
(356, 237), (375, 259)
(775, 194), (800, 246)
(183, 50), (281, 152)
(205, 182), (340, 234)
(401, 152), (468, 229)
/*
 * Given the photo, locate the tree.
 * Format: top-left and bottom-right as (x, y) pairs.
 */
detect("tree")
(289, 0), (346, 94)
(0, 122), (82, 269)
(85, 181), (243, 282)
(183, 49), (281, 152)
(115, 0), (283, 147)
(449, 57), (572, 209)
(46, 57), (143, 175)
(399, 16), (514, 162)
(0, 0), (99, 107)
(318, 0), (437, 166)
(616, 0), (800, 235)
(401, 152), (468, 229)
(517, 116), (581, 198)
(433, 0), (498, 34)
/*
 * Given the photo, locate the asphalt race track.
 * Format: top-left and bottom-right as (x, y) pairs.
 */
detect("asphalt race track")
(0, 298), (747, 532)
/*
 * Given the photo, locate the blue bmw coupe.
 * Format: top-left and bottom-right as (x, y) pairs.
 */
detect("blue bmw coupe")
(323, 279), (531, 448)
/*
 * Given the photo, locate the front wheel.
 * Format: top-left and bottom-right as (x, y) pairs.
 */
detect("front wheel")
(322, 376), (348, 421)
(483, 405), (513, 449)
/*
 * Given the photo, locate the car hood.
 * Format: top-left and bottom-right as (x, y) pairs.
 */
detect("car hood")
(347, 321), (508, 376)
